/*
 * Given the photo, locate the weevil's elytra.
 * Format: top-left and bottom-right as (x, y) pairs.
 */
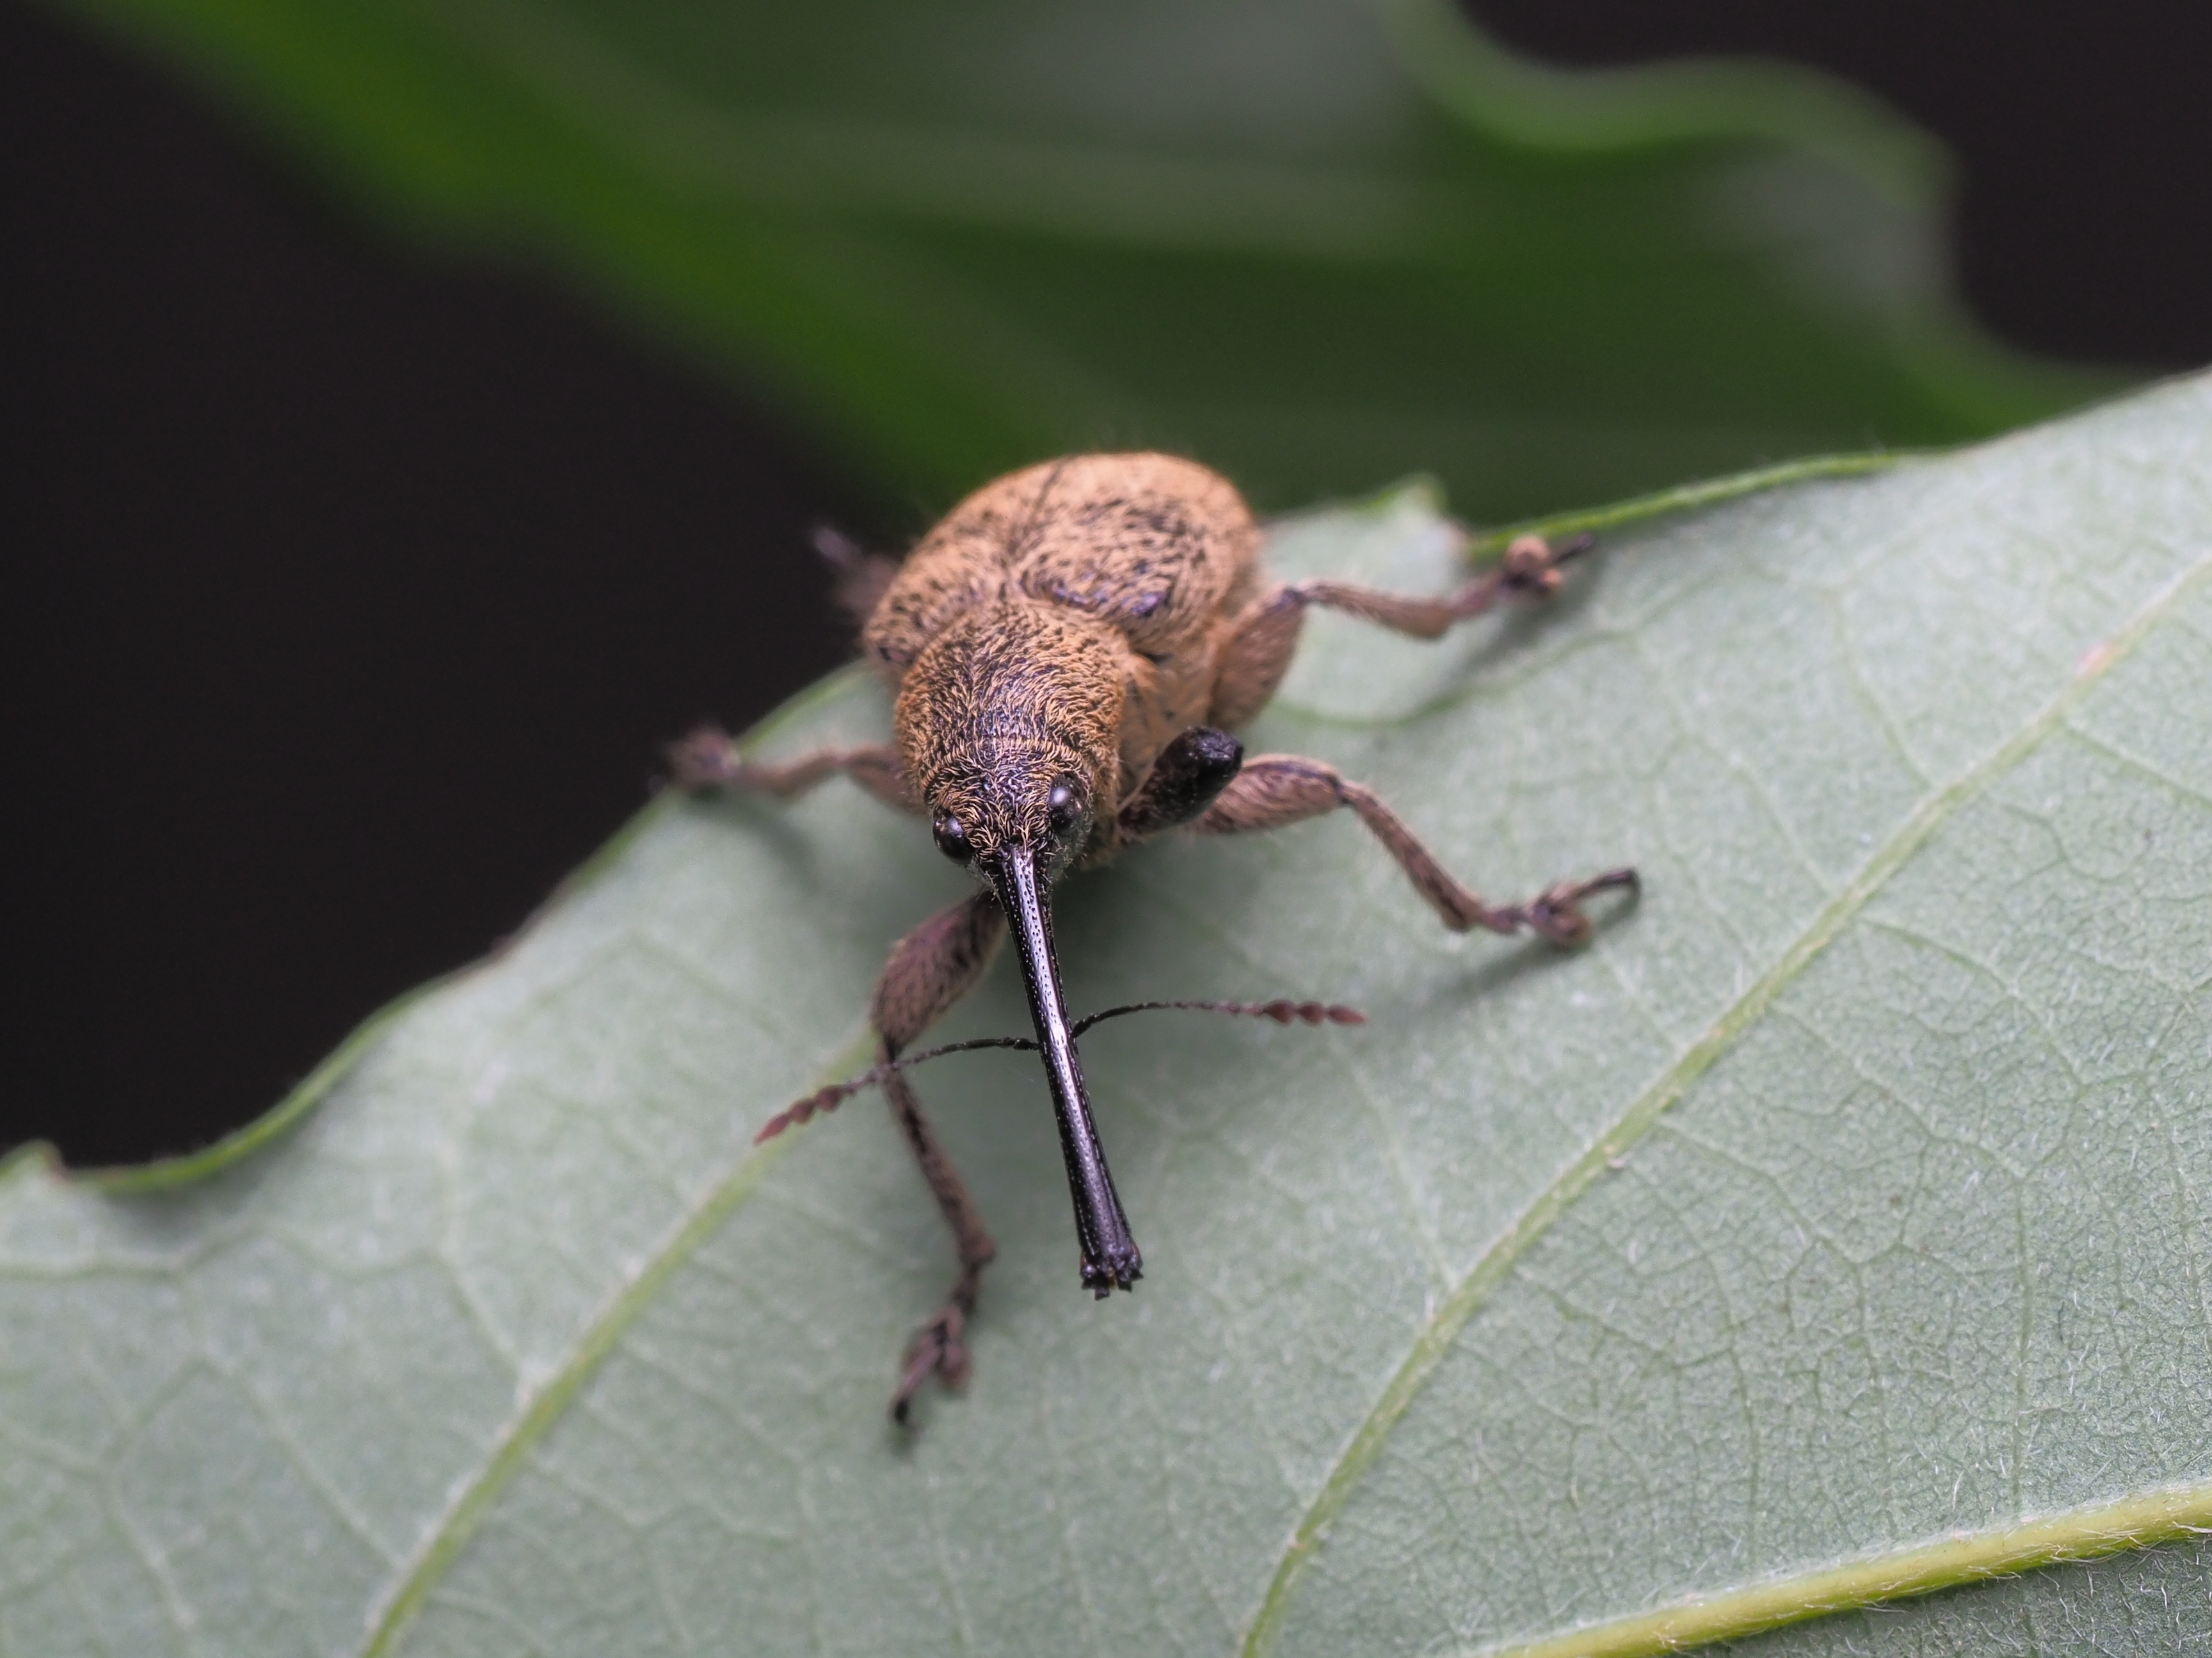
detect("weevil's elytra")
(671, 453), (1635, 1424)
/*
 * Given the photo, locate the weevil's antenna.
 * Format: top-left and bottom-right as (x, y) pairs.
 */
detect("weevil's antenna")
(755, 999), (1365, 1144)
(756, 1036), (1040, 1144)
(1069, 999), (1365, 1038)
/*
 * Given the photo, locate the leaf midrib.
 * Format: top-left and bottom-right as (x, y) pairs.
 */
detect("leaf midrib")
(358, 1093), (820, 1656)
(1237, 543), (2212, 1658)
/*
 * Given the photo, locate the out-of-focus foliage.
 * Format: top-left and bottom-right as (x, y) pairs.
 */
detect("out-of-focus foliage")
(51, 0), (2114, 517)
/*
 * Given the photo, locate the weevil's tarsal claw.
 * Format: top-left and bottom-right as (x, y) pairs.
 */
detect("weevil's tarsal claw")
(1524, 865), (1640, 946)
(1527, 894), (1592, 947)
(890, 1300), (972, 1426)
(666, 722), (744, 790)
(1500, 531), (1592, 600)
(989, 844), (1145, 1297)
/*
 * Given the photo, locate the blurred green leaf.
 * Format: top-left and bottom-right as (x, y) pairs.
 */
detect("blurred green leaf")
(6, 374), (2209, 1657)
(51, 0), (2119, 517)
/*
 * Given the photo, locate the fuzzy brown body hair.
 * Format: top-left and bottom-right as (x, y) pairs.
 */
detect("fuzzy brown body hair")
(863, 454), (1264, 862)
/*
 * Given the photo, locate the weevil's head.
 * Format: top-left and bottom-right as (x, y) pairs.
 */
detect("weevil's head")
(894, 599), (1125, 888)
(894, 597), (1142, 1293)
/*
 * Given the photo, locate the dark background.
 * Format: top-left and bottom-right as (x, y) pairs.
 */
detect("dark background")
(6, 0), (2209, 1166)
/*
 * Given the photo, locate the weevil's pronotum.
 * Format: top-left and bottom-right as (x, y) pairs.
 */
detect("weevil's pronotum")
(672, 454), (1634, 1421)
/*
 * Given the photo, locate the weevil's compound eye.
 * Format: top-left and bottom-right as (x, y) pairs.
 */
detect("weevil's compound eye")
(1045, 777), (1088, 841)
(933, 811), (974, 864)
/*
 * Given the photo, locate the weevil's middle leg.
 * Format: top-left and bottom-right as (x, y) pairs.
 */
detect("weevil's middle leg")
(1208, 533), (1588, 728)
(1283, 531), (1589, 639)
(1192, 754), (1635, 944)
(668, 723), (915, 814)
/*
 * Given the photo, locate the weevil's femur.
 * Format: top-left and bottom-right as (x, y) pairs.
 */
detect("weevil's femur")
(894, 599), (1124, 863)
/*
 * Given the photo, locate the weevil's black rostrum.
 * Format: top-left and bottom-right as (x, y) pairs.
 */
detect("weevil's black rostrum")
(670, 454), (1636, 1424)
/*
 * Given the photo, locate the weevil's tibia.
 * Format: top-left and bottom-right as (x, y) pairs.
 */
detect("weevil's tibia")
(883, 1061), (995, 1424)
(1194, 755), (1638, 944)
(665, 723), (913, 812)
(1207, 532), (1589, 729)
(1276, 531), (1592, 640)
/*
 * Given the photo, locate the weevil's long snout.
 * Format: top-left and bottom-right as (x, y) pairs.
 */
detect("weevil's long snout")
(987, 842), (1142, 1295)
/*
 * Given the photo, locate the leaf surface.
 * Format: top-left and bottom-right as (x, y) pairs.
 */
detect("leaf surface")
(4, 376), (2210, 1657)
(49, 0), (2115, 518)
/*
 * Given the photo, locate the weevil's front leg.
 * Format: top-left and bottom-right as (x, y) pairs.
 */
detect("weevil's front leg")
(1192, 755), (1635, 944)
(1208, 533), (1588, 728)
(882, 1067), (992, 1422)
(668, 722), (914, 814)
(869, 891), (1009, 1424)
(1115, 725), (1246, 843)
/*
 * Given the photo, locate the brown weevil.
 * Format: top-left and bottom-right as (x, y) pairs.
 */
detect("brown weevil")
(671, 454), (1635, 1422)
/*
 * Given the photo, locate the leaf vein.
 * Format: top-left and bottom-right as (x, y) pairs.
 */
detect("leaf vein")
(1236, 543), (2212, 1657)
(355, 1052), (832, 1656)
(1468, 1478), (2212, 1658)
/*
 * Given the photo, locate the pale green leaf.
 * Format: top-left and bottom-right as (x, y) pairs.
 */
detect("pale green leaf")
(5, 374), (2210, 1658)
(45, 0), (2117, 519)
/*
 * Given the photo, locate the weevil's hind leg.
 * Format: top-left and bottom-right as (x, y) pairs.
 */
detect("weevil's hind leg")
(812, 524), (900, 629)
(667, 725), (916, 815)
(1208, 533), (1589, 729)
(1192, 754), (1635, 944)
(868, 891), (1009, 1424)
